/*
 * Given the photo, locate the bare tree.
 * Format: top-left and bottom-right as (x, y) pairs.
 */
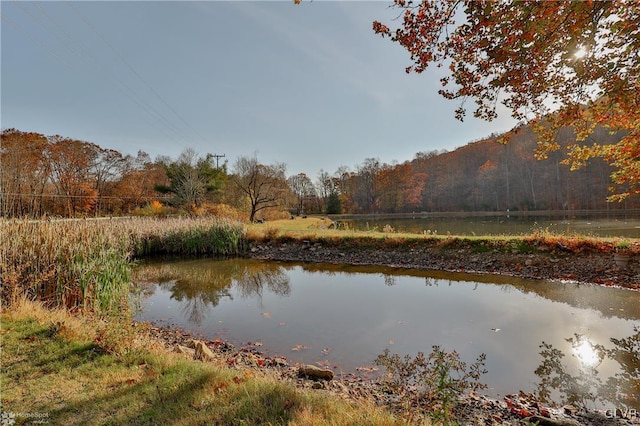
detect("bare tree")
(232, 155), (288, 222)
(287, 172), (316, 216)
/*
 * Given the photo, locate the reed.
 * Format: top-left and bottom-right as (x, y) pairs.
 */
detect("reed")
(0, 217), (245, 314)
(132, 217), (245, 257)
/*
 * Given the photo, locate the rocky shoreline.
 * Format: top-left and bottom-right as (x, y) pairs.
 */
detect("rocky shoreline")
(141, 322), (637, 426)
(136, 241), (638, 425)
(245, 240), (639, 290)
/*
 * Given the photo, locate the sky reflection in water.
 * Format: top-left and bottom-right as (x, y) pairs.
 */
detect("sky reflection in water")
(134, 258), (640, 403)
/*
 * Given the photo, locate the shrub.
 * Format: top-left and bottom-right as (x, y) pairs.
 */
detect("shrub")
(375, 346), (487, 425)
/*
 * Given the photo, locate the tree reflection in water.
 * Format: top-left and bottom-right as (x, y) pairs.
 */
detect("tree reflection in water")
(133, 259), (290, 325)
(534, 326), (640, 410)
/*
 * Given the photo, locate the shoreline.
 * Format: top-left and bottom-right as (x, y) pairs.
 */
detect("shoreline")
(244, 240), (640, 290)
(142, 321), (636, 426)
(137, 241), (639, 425)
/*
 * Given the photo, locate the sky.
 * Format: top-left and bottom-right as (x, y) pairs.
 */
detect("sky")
(1, 1), (519, 179)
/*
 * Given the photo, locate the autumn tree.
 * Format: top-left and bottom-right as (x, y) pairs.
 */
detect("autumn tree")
(231, 155), (289, 222)
(374, 1), (639, 200)
(351, 158), (382, 213)
(155, 148), (227, 211)
(287, 172), (316, 215)
(47, 136), (101, 216)
(90, 147), (126, 216)
(335, 166), (358, 214)
(114, 151), (168, 213)
(0, 129), (51, 217)
(377, 162), (426, 213)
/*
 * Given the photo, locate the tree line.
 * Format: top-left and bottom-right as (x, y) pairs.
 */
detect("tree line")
(317, 125), (637, 214)
(1, 125), (637, 219)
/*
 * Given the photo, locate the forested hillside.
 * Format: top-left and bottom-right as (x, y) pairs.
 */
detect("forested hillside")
(322, 124), (636, 214)
(402, 125), (628, 212)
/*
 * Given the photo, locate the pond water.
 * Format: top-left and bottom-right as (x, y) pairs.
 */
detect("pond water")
(335, 212), (640, 238)
(133, 258), (640, 409)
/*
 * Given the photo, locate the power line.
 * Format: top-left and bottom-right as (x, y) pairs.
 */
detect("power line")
(212, 154), (226, 168)
(68, 2), (207, 144)
(28, 1), (192, 144)
(2, 192), (172, 200)
(4, 3), (192, 145)
(0, 12), (72, 70)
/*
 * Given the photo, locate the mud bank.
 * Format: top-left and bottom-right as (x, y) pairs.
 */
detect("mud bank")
(245, 240), (639, 290)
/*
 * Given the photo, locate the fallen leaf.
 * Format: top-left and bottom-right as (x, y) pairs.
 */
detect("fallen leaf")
(291, 344), (310, 352)
(355, 365), (379, 372)
(214, 382), (229, 392)
(316, 360), (331, 367)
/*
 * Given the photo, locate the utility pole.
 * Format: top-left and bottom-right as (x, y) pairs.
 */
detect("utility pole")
(212, 154), (225, 169)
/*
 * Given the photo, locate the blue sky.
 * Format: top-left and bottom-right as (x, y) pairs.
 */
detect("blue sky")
(2, 1), (518, 178)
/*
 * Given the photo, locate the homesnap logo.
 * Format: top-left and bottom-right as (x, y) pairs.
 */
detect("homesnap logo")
(0, 411), (49, 425)
(1, 412), (16, 426)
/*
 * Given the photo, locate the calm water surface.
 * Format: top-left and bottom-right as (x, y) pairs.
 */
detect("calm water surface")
(339, 213), (640, 238)
(134, 258), (640, 407)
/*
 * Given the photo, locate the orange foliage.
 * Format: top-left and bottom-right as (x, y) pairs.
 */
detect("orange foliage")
(374, 0), (640, 201)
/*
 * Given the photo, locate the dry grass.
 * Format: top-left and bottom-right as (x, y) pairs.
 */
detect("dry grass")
(247, 217), (638, 254)
(1, 299), (405, 426)
(0, 217), (245, 313)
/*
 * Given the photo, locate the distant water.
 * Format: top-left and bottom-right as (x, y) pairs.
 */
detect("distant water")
(336, 212), (640, 237)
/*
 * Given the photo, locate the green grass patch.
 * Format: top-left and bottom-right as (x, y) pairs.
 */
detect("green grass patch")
(1, 302), (402, 426)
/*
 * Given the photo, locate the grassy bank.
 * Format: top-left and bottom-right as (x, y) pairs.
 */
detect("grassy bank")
(1, 300), (401, 426)
(247, 217), (637, 254)
(0, 218), (405, 425)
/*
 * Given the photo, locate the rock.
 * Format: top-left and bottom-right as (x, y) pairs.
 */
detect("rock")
(298, 364), (334, 381)
(188, 339), (216, 362)
(175, 344), (195, 357)
(525, 416), (581, 426)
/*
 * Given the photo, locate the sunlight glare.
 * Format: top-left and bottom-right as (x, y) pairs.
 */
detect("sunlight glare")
(574, 46), (587, 59)
(573, 339), (599, 367)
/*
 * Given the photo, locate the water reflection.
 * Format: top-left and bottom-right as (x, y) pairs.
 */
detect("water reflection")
(133, 258), (640, 404)
(572, 337), (600, 368)
(535, 327), (640, 410)
(134, 259), (290, 325)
